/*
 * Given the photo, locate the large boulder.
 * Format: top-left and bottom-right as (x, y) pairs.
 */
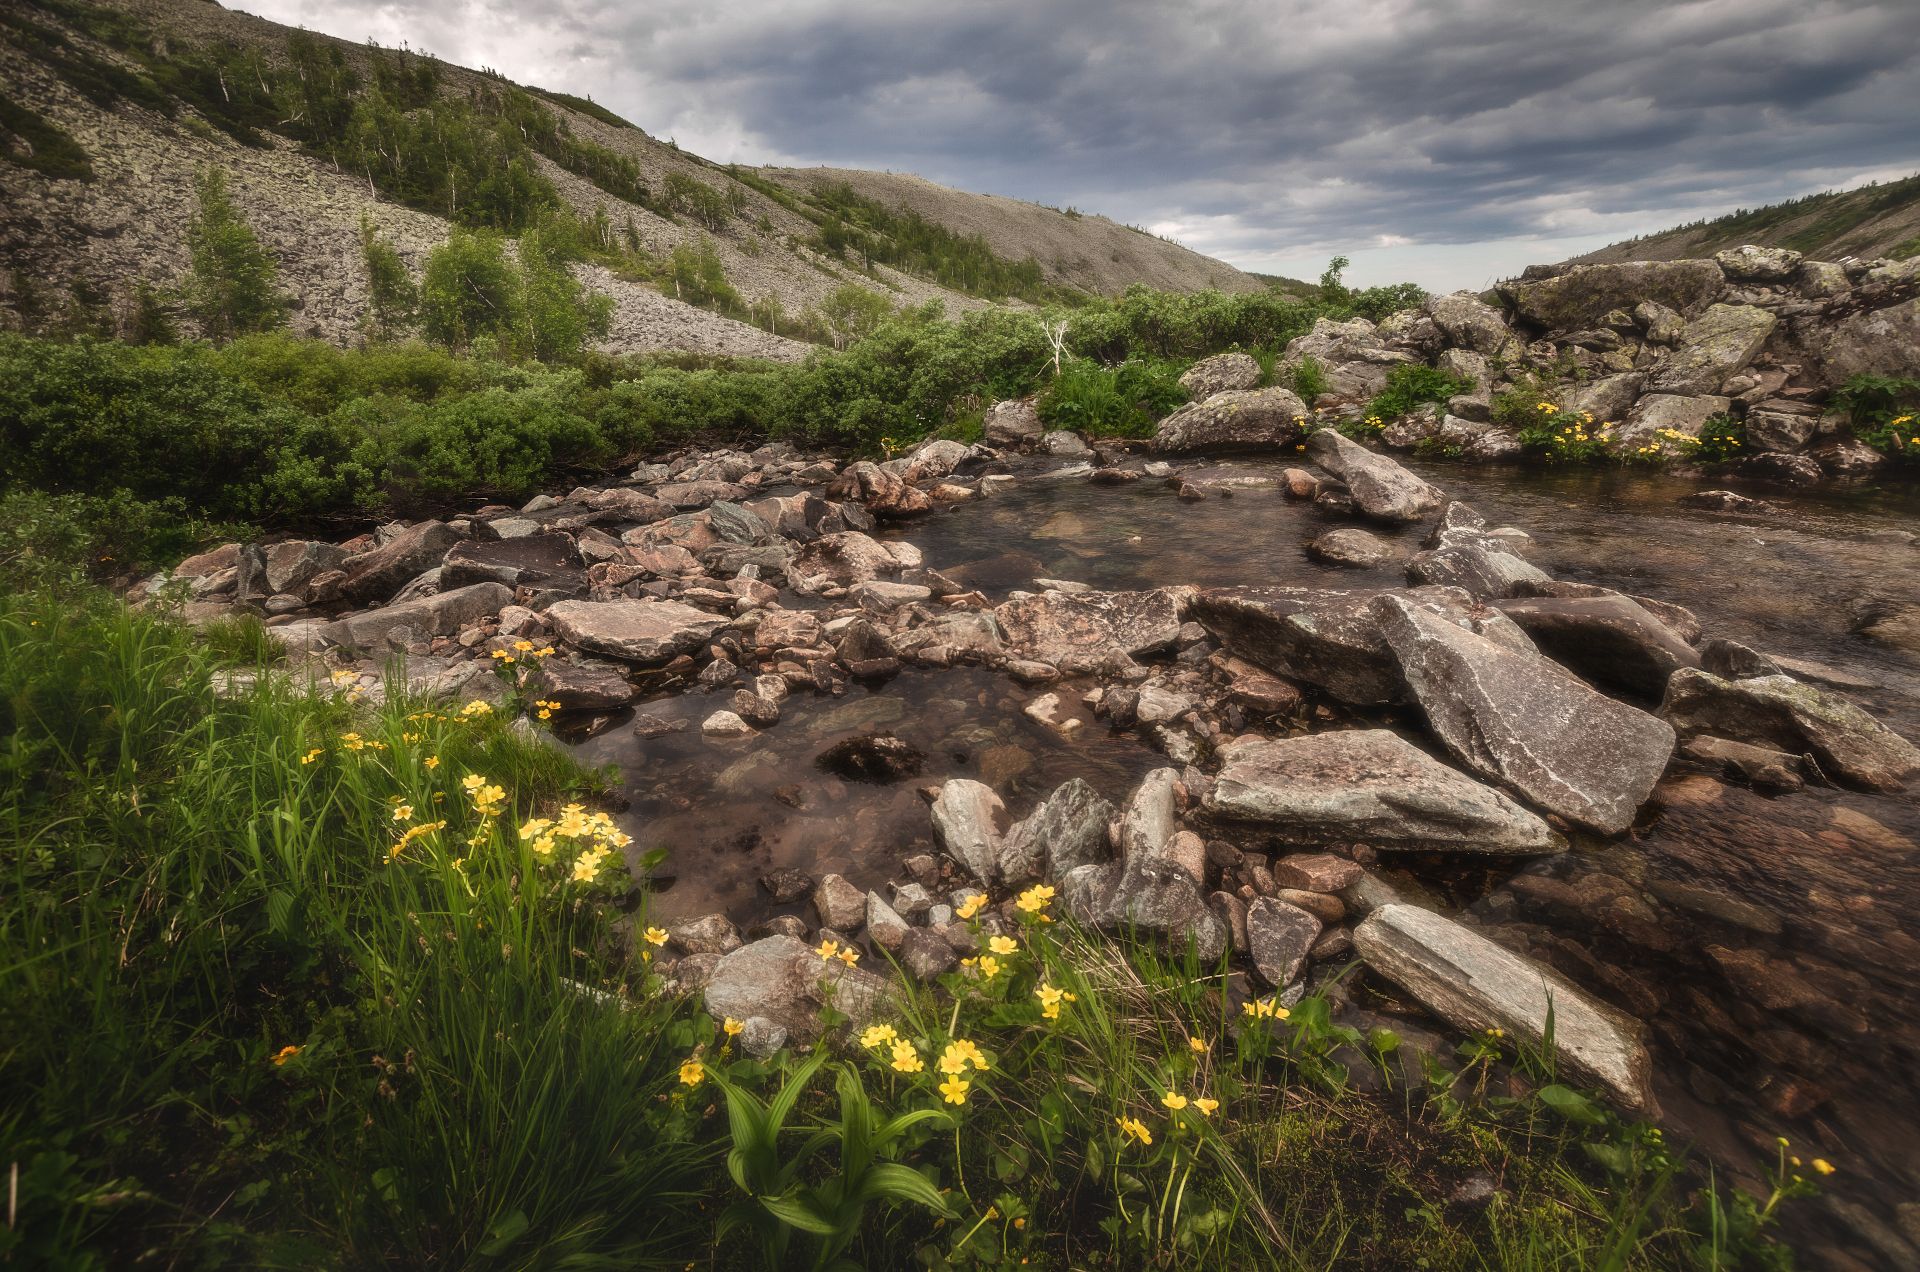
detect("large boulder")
(440, 533), (585, 592)
(1645, 304), (1776, 396)
(1611, 393), (1731, 456)
(1493, 594), (1701, 696)
(339, 521), (462, 604)
(829, 461), (933, 518)
(702, 935), (891, 1050)
(1093, 854), (1227, 962)
(263, 540), (350, 596)
(1659, 669), (1920, 793)
(1559, 372), (1644, 425)
(1206, 730), (1563, 854)
(1279, 318), (1416, 400)
(994, 587), (1190, 672)
(545, 598), (728, 663)
(1189, 585), (1535, 706)
(1153, 386), (1308, 453)
(1375, 595), (1676, 834)
(1305, 430), (1444, 523)
(1178, 351), (1263, 399)
(1001, 778), (1114, 882)
(1499, 260), (1726, 333)
(322, 582), (512, 648)
(1423, 291), (1521, 359)
(1792, 298), (1920, 383)
(1713, 244), (1803, 282)
(1354, 905), (1656, 1112)
(983, 398), (1043, 447)
(930, 780), (1007, 886)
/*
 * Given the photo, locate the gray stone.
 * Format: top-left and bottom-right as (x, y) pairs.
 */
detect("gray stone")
(264, 540), (350, 596)
(865, 891), (910, 952)
(1305, 430), (1444, 523)
(1178, 351), (1262, 399)
(1796, 298), (1920, 384)
(1096, 854), (1228, 962)
(1612, 393), (1732, 455)
(1376, 595), (1676, 834)
(1744, 409), (1819, 452)
(1713, 244), (1803, 282)
(1500, 260), (1725, 332)
(737, 1016), (788, 1059)
(546, 598), (729, 663)
(322, 582), (511, 648)
(703, 936), (891, 1043)
(898, 928), (959, 980)
(531, 658), (636, 711)
(994, 587), (1189, 672)
(1406, 541), (1552, 601)
(671, 913), (743, 955)
(1423, 291), (1521, 359)
(1207, 730), (1562, 854)
(1493, 594), (1701, 696)
(984, 398), (1042, 447)
(1560, 372), (1646, 426)
(1117, 768), (1180, 859)
(813, 874), (867, 931)
(1647, 304), (1776, 396)
(441, 533), (584, 592)
(1680, 735), (1804, 790)
(1659, 669), (1920, 793)
(787, 532), (908, 596)
(1001, 778), (1114, 882)
(1153, 386), (1309, 453)
(1247, 898), (1322, 987)
(1279, 317), (1416, 400)
(1354, 905), (1657, 1112)
(1308, 527), (1396, 569)
(340, 520), (462, 603)
(701, 710), (754, 738)
(931, 779), (1007, 886)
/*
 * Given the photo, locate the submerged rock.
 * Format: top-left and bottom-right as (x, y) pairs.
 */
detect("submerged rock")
(1375, 595), (1676, 834)
(816, 733), (925, 783)
(1659, 669), (1920, 792)
(994, 587), (1190, 672)
(1206, 731), (1562, 854)
(1354, 904), (1657, 1112)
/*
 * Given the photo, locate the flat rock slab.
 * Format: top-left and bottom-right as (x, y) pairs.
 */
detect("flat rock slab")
(1660, 669), (1920, 793)
(994, 587), (1191, 673)
(441, 533), (585, 592)
(1306, 431), (1444, 523)
(1354, 904), (1657, 1113)
(1376, 595), (1675, 834)
(1190, 585), (1534, 706)
(323, 582), (511, 648)
(1494, 594), (1701, 697)
(546, 598), (729, 663)
(1207, 730), (1562, 854)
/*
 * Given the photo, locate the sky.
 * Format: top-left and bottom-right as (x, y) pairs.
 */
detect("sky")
(240, 0), (1920, 291)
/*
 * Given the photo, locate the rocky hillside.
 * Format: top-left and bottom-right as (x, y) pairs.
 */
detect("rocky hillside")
(1148, 244), (1920, 487)
(0, 0), (1265, 359)
(1568, 175), (1920, 268)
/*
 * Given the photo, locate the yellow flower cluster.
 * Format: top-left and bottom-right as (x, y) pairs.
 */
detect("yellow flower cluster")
(1241, 997), (1289, 1020)
(955, 893), (987, 920)
(1034, 982), (1078, 1020)
(338, 731), (387, 753)
(490, 641), (556, 668)
(815, 938), (861, 966)
(462, 773), (506, 818)
(388, 818), (448, 860)
(1015, 883), (1056, 916)
(1115, 1115), (1153, 1147)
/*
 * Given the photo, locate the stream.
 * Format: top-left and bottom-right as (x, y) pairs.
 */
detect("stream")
(573, 456), (1920, 1265)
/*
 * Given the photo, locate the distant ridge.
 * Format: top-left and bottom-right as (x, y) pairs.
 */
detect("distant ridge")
(1566, 174), (1920, 268)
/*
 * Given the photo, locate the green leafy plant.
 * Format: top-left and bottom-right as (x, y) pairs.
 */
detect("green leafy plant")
(1834, 372), (1920, 463)
(182, 166), (290, 341)
(1695, 412), (1747, 463)
(1365, 362), (1473, 421)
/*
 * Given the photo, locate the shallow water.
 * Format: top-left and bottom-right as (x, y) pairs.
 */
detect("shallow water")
(578, 456), (1920, 1264)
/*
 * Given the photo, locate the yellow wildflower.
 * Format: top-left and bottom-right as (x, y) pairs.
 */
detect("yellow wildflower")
(1188, 1036), (1208, 1053)
(953, 1039), (989, 1070)
(956, 893), (987, 920)
(1162, 1092), (1189, 1111)
(1015, 884), (1055, 914)
(643, 926), (669, 946)
(987, 935), (1018, 956)
(860, 1023), (899, 1049)
(815, 939), (839, 961)
(838, 946), (861, 967)
(1115, 1115), (1152, 1147)
(939, 1074), (971, 1105)
(300, 747), (323, 765)
(270, 1044), (301, 1066)
(890, 1040), (924, 1073)
(424, 755), (440, 770)
(1193, 1097), (1219, 1116)
(1812, 1158), (1835, 1176)
(976, 955), (1002, 980)
(938, 1045), (970, 1076)
(513, 639), (534, 652)
(391, 804), (413, 823)
(723, 1017), (744, 1038)
(678, 1058), (704, 1087)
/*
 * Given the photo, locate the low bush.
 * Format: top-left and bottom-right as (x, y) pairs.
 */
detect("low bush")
(1834, 373), (1920, 464)
(1365, 362), (1473, 421)
(1037, 357), (1188, 437)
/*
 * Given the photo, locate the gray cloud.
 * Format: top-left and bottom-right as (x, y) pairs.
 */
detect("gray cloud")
(245, 0), (1920, 288)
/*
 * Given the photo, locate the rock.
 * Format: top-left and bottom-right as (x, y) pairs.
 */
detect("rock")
(1281, 467), (1320, 499)
(1354, 905), (1657, 1112)
(1279, 317), (1415, 400)
(1612, 393), (1732, 455)
(263, 540), (349, 596)
(530, 658), (636, 711)
(1117, 768), (1180, 859)
(1152, 386), (1309, 453)
(322, 582), (512, 648)
(1278, 888), (1345, 924)
(983, 398), (1043, 447)
(864, 891), (911, 951)
(829, 462), (933, 518)
(1190, 584), (1535, 706)
(730, 688), (780, 727)
(736, 1017), (788, 1059)
(1560, 372), (1645, 425)
(813, 874), (867, 931)
(1178, 351), (1263, 399)
(931, 780), (1007, 887)
(1812, 438), (1887, 479)
(1797, 298), (1920, 384)
(1680, 735), (1804, 790)
(1207, 731), (1562, 854)
(1096, 855), (1227, 962)
(1659, 669), (1920, 793)
(1743, 408), (1819, 453)
(899, 439), (976, 484)
(339, 521), (462, 603)
(1423, 291), (1521, 359)
(546, 599), (728, 663)
(898, 928), (959, 980)
(1492, 595), (1701, 696)
(1307, 527), (1396, 568)
(702, 710), (753, 738)
(1676, 488), (1778, 514)
(1305, 431), (1443, 523)
(1646, 304), (1776, 396)
(788, 532), (907, 595)
(994, 587), (1189, 672)
(1406, 541), (1551, 601)
(1247, 898), (1322, 987)
(1272, 852), (1365, 893)
(816, 733), (924, 783)
(671, 913), (743, 955)
(1375, 595), (1676, 834)
(1500, 260), (1725, 333)
(703, 936), (890, 1043)
(442, 533), (585, 593)
(1714, 244), (1803, 282)
(854, 580), (933, 610)
(1002, 778), (1114, 881)
(1041, 430), (1092, 457)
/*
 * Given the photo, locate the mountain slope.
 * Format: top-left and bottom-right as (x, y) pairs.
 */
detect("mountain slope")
(0, 0), (1268, 359)
(1568, 174), (1920, 268)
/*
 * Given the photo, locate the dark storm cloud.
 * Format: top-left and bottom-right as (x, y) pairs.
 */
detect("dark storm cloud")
(247, 0), (1920, 286)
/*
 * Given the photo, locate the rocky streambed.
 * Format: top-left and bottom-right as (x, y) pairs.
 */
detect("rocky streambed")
(152, 425), (1920, 1268)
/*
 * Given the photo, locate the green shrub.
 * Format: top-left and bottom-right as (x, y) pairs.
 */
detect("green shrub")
(1365, 362), (1473, 421)
(182, 166), (289, 341)
(1834, 373), (1920, 463)
(1289, 353), (1329, 402)
(360, 212), (418, 336)
(1696, 413), (1747, 463)
(0, 91), (93, 180)
(421, 228), (523, 352)
(1037, 357), (1187, 437)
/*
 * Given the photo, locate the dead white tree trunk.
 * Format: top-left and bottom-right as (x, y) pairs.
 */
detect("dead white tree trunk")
(1041, 318), (1069, 377)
